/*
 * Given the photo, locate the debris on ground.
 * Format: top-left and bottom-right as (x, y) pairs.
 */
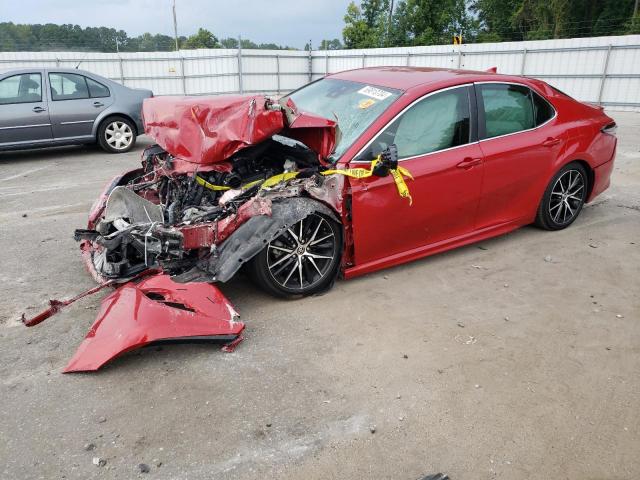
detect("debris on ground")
(92, 457), (106, 467)
(138, 463), (150, 473)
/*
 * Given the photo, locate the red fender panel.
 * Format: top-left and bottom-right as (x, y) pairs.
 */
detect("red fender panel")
(64, 274), (245, 373)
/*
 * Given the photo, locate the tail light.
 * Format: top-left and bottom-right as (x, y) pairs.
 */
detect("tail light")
(601, 122), (617, 136)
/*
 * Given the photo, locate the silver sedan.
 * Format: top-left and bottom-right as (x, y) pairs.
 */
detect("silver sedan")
(0, 67), (152, 153)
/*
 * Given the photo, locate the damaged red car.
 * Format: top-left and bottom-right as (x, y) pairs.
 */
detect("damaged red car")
(28, 67), (618, 371)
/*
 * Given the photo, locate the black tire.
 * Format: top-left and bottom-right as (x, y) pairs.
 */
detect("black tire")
(535, 162), (588, 230)
(97, 116), (136, 153)
(247, 212), (342, 298)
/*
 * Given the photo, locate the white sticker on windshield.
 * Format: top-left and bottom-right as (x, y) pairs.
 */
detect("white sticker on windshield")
(358, 85), (392, 101)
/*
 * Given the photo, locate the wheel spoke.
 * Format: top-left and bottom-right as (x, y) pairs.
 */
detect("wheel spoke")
(298, 257), (304, 288)
(282, 258), (298, 286)
(305, 252), (332, 260)
(308, 217), (323, 245)
(286, 227), (299, 244)
(553, 202), (563, 222)
(270, 244), (294, 254)
(307, 256), (322, 276)
(309, 233), (333, 246)
(270, 251), (295, 269)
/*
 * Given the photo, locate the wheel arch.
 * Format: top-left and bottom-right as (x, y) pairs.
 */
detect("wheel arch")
(93, 112), (138, 139)
(557, 158), (594, 200)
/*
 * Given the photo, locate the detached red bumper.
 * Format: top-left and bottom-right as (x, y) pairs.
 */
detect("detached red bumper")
(58, 275), (244, 373)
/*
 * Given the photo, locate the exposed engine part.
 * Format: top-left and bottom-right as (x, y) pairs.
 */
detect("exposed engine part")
(76, 134), (338, 282)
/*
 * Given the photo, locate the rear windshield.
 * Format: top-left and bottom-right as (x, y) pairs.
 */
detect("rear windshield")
(284, 78), (402, 161)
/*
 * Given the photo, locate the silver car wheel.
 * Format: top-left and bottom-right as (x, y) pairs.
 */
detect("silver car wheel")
(266, 214), (337, 291)
(105, 121), (133, 150)
(548, 169), (586, 225)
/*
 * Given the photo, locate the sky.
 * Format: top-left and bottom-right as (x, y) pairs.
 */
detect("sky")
(0, 0), (349, 48)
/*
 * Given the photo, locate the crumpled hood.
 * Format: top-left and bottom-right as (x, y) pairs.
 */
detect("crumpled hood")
(142, 95), (338, 166)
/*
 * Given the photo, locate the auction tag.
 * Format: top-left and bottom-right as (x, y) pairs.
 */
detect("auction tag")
(358, 85), (392, 101)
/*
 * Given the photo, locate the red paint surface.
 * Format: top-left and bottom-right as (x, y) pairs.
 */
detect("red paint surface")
(64, 274), (244, 373)
(142, 95), (337, 169)
(329, 68), (617, 276)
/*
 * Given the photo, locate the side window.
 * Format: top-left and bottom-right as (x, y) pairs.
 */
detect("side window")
(479, 83), (535, 139)
(0, 73), (42, 104)
(532, 90), (555, 126)
(366, 86), (471, 160)
(86, 77), (110, 98)
(49, 73), (89, 101)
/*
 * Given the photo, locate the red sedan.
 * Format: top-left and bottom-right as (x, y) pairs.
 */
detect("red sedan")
(82, 66), (617, 299)
(30, 67), (617, 372)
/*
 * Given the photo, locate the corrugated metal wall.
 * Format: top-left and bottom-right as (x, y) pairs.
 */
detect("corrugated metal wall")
(2, 34), (639, 110)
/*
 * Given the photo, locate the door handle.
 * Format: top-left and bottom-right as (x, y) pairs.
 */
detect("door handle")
(542, 137), (562, 147)
(456, 157), (482, 169)
(93, 101), (104, 107)
(32, 106), (46, 113)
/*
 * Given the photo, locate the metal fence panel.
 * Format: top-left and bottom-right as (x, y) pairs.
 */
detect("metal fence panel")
(1, 34), (639, 109)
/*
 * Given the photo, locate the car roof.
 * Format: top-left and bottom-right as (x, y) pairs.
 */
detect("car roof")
(0, 66), (104, 76)
(328, 66), (528, 91)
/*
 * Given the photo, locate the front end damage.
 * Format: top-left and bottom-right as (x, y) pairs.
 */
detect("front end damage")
(24, 94), (346, 372)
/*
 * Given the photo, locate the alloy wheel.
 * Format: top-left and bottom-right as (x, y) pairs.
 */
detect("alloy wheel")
(105, 121), (133, 151)
(548, 169), (586, 225)
(266, 214), (337, 292)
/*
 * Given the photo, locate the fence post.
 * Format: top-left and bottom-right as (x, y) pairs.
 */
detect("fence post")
(457, 47), (462, 68)
(237, 36), (244, 94)
(406, 51), (411, 66)
(597, 44), (612, 105)
(55, 58), (60, 68)
(325, 50), (329, 76)
(276, 54), (280, 94)
(308, 47), (313, 82)
(362, 52), (366, 68)
(520, 48), (527, 75)
(118, 57), (125, 85)
(180, 56), (187, 94)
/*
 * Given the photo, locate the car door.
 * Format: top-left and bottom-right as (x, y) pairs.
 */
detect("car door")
(474, 82), (563, 228)
(0, 72), (52, 147)
(348, 84), (484, 267)
(47, 72), (112, 139)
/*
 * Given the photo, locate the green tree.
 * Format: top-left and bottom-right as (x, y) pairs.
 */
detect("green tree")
(388, 0), (478, 46)
(319, 38), (343, 50)
(182, 28), (219, 49)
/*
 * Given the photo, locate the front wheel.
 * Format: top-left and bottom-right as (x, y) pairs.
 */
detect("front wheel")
(535, 162), (588, 230)
(97, 116), (136, 153)
(248, 213), (342, 298)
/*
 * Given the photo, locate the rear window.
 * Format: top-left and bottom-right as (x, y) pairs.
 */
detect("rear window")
(532, 90), (555, 126)
(479, 83), (535, 139)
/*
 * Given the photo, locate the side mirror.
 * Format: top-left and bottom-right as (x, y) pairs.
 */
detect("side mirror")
(372, 144), (398, 177)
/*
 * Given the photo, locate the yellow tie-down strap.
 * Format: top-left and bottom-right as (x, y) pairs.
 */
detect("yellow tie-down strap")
(195, 156), (414, 204)
(321, 157), (414, 205)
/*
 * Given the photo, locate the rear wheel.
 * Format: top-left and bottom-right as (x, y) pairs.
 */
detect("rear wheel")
(97, 116), (136, 153)
(248, 213), (342, 298)
(535, 162), (588, 230)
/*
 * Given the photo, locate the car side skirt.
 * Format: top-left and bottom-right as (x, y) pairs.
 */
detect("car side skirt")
(344, 218), (528, 279)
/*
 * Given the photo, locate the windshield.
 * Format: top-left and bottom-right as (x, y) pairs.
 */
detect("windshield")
(284, 78), (402, 162)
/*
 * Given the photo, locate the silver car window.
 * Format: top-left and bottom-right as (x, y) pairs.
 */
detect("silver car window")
(49, 72), (89, 101)
(0, 73), (42, 104)
(86, 77), (110, 98)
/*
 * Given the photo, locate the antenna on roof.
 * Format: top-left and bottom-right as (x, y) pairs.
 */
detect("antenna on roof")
(74, 51), (90, 70)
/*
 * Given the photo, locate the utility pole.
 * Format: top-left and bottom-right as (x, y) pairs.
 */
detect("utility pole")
(172, 0), (179, 51)
(386, 0), (394, 46)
